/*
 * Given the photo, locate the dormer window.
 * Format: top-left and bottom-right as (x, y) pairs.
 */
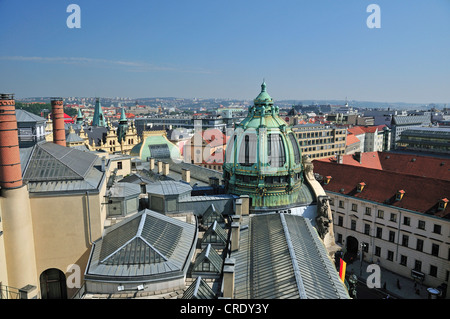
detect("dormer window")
(396, 190), (405, 201)
(357, 182), (366, 192)
(438, 198), (448, 211)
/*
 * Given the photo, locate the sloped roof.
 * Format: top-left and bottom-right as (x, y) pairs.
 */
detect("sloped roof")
(346, 134), (360, 146)
(347, 126), (366, 136)
(200, 221), (228, 248)
(146, 180), (192, 196)
(232, 214), (349, 299)
(192, 244), (224, 274)
(16, 109), (46, 123)
(201, 204), (225, 226)
(182, 276), (216, 299)
(313, 160), (450, 218)
(318, 151), (450, 181)
(22, 142), (97, 182)
(85, 209), (197, 281)
(392, 115), (430, 126)
(108, 182), (141, 199)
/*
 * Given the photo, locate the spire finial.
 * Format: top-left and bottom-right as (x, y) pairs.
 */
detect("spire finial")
(261, 79), (267, 92)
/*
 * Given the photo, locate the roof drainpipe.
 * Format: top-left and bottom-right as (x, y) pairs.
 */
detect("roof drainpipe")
(86, 191), (93, 245)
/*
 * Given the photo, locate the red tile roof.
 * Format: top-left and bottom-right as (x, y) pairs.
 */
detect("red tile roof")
(312, 160), (450, 219)
(319, 151), (450, 181)
(346, 134), (360, 146)
(347, 126), (366, 135)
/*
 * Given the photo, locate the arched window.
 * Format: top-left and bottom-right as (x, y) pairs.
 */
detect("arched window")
(268, 134), (285, 167)
(239, 133), (257, 166)
(289, 133), (301, 164)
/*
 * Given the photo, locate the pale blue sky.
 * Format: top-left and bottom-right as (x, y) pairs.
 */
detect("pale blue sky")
(0, 0), (449, 103)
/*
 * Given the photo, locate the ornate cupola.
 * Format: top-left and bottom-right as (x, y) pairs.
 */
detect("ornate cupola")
(223, 81), (313, 211)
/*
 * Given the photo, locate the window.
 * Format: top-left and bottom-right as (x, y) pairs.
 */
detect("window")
(387, 250), (394, 261)
(337, 233), (343, 244)
(431, 243), (439, 257)
(117, 161), (123, 170)
(429, 265), (438, 278)
(414, 260), (422, 272)
(390, 213), (397, 222)
(418, 220), (426, 230)
(365, 207), (371, 216)
(375, 246), (381, 257)
(364, 224), (370, 235)
(351, 220), (357, 231)
(288, 133), (301, 164)
(403, 216), (410, 226)
(416, 239), (424, 252)
(338, 216), (343, 227)
(268, 134), (286, 167)
(377, 210), (384, 219)
(339, 201), (344, 209)
(376, 227), (383, 239)
(389, 231), (395, 243)
(400, 255), (407, 266)
(402, 234), (409, 247)
(433, 224), (442, 234)
(351, 203), (358, 212)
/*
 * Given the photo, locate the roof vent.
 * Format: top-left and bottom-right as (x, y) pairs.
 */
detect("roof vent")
(438, 198), (448, 211)
(340, 188), (345, 194)
(357, 182), (366, 192)
(396, 190), (405, 201)
(440, 162), (445, 166)
(411, 158), (416, 162)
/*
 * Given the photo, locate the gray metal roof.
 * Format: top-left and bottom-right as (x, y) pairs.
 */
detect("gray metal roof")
(15, 109), (46, 123)
(192, 244), (224, 275)
(85, 209), (197, 282)
(19, 142), (105, 194)
(392, 115), (431, 126)
(232, 213), (350, 299)
(200, 221), (228, 248)
(146, 180), (192, 196)
(201, 204), (225, 226)
(182, 276), (216, 299)
(108, 182), (141, 199)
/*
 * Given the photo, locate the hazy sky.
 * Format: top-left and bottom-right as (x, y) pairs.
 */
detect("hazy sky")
(0, 0), (449, 103)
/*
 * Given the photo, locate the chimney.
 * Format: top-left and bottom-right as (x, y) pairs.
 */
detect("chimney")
(149, 157), (155, 170)
(336, 154), (343, 164)
(51, 97), (66, 147)
(182, 168), (190, 183)
(239, 195), (250, 215)
(157, 161), (163, 174)
(235, 199), (243, 215)
(163, 162), (170, 176)
(222, 258), (235, 298)
(231, 221), (240, 252)
(0, 94), (23, 189)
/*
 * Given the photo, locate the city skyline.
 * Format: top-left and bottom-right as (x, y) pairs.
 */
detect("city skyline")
(1, 0), (449, 103)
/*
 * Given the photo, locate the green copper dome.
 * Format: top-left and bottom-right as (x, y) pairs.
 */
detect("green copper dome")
(223, 82), (312, 211)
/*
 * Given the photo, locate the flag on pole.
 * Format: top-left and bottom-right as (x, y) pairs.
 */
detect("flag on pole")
(339, 258), (346, 283)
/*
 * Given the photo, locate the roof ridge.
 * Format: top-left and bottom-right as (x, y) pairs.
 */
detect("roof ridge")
(279, 213), (307, 299)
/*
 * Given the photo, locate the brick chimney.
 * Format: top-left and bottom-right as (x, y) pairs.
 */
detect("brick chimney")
(51, 97), (66, 147)
(0, 94), (23, 189)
